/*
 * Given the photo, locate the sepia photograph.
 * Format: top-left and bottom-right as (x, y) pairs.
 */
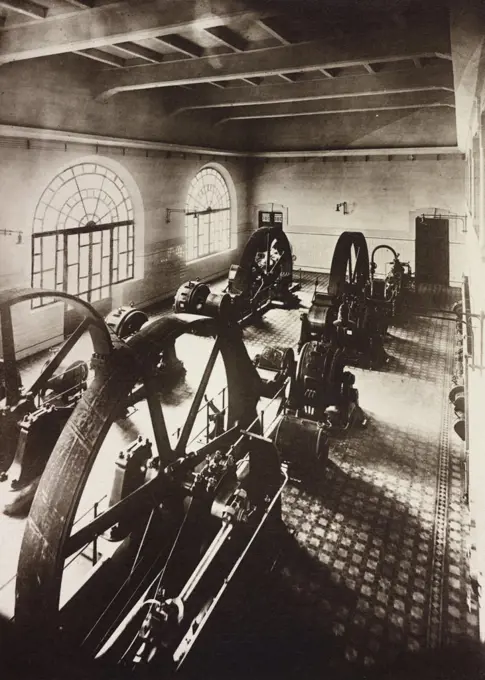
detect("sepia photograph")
(0, 0), (484, 678)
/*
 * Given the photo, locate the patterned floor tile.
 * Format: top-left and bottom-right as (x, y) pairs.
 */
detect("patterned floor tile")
(9, 275), (481, 679)
(229, 280), (479, 679)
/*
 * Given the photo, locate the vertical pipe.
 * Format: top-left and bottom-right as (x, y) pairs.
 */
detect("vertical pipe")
(93, 501), (99, 565)
(0, 304), (21, 406)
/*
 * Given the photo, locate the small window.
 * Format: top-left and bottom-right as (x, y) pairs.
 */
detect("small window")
(185, 167), (231, 261)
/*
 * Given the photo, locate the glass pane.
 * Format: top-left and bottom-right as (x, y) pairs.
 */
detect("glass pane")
(68, 236), (79, 265)
(102, 230), (110, 252)
(119, 252), (127, 278)
(56, 251), (64, 284)
(118, 228), (127, 253)
(92, 243), (101, 274)
(79, 246), (89, 277)
(43, 269), (55, 289)
(42, 236), (56, 269)
(67, 264), (79, 294)
(78, 277), (89, 295)
(102, 257), (110, 285)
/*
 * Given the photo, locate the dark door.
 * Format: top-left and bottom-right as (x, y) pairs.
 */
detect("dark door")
(415, 217), (449, 285)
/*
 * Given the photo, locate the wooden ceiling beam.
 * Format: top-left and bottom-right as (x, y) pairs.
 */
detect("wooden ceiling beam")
(215, 91), (455, 124)
(74, 48), (125, 68)
(0, 0), (46, 20)
(257, 17), (334, 82)
(241, 77), (263, 86)
(113, 42), (163, 63)
(205, 25), (248, 52)
(153, 34), (204, 58)
(278, 73), (297, 83)
(62, 0), (94, 7)
(171, 64), (455, 115)
(94, 24), (451, 98)
(256, 17), (291, 45)
(0, 0), (269, 64)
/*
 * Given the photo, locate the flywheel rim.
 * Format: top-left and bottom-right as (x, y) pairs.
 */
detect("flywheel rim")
(15, 313), (262, 672)
(328, 231), (369, 297)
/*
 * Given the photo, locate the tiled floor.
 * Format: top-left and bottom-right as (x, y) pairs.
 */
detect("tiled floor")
(1, 273), (482, 680)
(215, 276), (481, 680)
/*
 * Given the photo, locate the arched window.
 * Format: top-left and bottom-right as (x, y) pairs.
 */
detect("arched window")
(185, 167), (231, 261)
(32, 161), (135, 306)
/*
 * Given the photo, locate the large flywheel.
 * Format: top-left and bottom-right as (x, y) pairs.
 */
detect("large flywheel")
(299, 231), (387, 369)
(225, 225), (298, 321)
(15, 312), (282, 677)
(239, 225), (293, 297)
(0, 289), (113, 516)
(328, 231), (370, 297)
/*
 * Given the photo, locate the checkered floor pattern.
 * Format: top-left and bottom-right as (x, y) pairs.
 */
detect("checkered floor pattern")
(205, 276), (480, 680)
(8, 273), (482, 680)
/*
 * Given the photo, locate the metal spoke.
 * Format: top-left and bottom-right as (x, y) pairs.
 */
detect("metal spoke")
(64, 425), (240, 559)
(143, 372), (174, 465)
(175, 339), (221, 456)
(265, 233), (271, 275)
(64, 478), (161, 558)
(29, 318), (91, 397)
(352, 246), (361, 283)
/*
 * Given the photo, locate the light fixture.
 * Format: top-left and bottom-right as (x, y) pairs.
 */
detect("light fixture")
(336, 201), (348, 215)
(0, 228), (23, 244)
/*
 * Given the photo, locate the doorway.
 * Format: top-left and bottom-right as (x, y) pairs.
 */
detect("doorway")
(415, 216), (450, 285)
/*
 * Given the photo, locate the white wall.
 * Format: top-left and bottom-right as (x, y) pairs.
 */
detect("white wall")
(250, 156), (467, 284)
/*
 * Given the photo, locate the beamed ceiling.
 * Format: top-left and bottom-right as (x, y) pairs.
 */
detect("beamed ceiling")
(0, 0), (481, 153)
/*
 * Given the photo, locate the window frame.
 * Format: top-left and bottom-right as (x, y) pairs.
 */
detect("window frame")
(185, 166), (232, 262)
(31, 162), (136, 307)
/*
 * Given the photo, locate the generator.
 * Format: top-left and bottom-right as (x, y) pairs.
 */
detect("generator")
(299, 231), (388, 369)
(176, 219), (300, 325)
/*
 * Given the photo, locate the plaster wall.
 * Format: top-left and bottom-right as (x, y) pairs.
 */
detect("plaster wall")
(0, 142), (250, 358)
(249, 156), (467, 284)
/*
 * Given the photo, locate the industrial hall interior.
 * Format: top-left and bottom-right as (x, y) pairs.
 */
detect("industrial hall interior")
(0, 0), (485, 678)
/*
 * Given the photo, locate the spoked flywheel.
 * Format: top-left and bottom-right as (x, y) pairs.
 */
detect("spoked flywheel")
(15, 313), (286, 677)
(328, 231), (370, 297)
(229, 226), (293, 301)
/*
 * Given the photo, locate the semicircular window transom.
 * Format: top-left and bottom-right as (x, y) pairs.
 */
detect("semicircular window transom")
(185, 167), (231, 261)
(32, 162), (135, 306)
